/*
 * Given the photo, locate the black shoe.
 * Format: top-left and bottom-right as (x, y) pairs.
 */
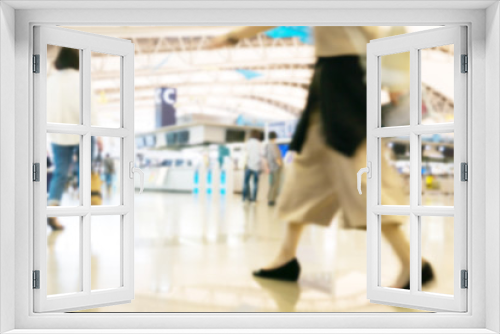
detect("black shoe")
(268, 201), (275, 206)
(402, 262), (434, 290)
(253, 258), (301, 282)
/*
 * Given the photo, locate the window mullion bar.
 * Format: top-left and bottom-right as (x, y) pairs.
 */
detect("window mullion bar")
(372, 205), (411, 215)
(412, 206), (455, 216)
(413, 123), (455, 135)
(46, 123), (89, 135)
(90, 205), (129, 215)
(375, 54), (382, 289)
(45, 205), (128, 217)
(366, 48), (379, 297)
(46, 206), (88, 217)
(82, 48), (92, 294)
(82, 48), (91, 207)
(90, 127), (129, 138)
(82, 214), (91, 294)
(373, 126), (411, 138)
(409, 47), (420, 295)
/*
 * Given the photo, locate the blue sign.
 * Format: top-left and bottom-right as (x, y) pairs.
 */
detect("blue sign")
(265, 26), (313, 44)
(155, 87), (177, 128)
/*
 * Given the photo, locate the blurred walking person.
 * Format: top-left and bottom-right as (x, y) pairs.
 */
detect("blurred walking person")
(211, 26), (434, 289)
(265, 131), (283, 206)
(46, 47), (81, 231)
(242, 130), (264, 203)
(47, 47), (99, 229)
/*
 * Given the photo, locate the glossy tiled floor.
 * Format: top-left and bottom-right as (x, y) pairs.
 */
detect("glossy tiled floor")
(47, 190), (454, 312)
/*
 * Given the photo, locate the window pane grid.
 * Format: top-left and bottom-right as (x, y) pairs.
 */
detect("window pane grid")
(376, 45), (457, 212)
(35, 25), (134, 313)
(376, 133), (456, 212)
(381, 47), (455, 294)
(368, 26), (466, 312)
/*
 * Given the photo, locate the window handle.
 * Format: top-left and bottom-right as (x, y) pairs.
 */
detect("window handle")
(129, 161), (144, 194)
(357, 161), (372, 195)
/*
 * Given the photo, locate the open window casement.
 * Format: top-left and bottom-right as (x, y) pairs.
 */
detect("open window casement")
(33, 26), (141, 312)
(362, 26), (467, 312)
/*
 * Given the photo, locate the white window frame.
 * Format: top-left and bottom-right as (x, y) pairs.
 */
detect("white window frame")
(366, 26), (467, 312)
(1, 2), (498, 333)
(33, 25), (136, 313)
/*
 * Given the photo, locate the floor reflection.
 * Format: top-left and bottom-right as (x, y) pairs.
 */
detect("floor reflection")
(44, 191), (453, 312)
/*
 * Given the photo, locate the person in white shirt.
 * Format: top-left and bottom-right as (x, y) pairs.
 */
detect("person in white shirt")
(47, 47), (102, 228)
(242, 130), (264, 202)
(46, 47), (81, 230)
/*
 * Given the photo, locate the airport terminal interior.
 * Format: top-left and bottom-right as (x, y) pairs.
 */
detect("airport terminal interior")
(45, 26), (455, 312)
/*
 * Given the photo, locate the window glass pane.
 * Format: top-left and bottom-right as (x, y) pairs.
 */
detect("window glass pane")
(380, 51), (410, 127)
(381, 137), (410, 205)
(91, 52), (121, 128)
(421, 133), (454, 206)
(421, 216), (453, 295)
(47, 216), (81, 295)
(380, 215), (410, 289)
(421, 44), (454, 124)
(91, 215), (122, 290)
(46, 45), (80, 125)
(47, 133), (80, 207)
(91, 136), (121, 206)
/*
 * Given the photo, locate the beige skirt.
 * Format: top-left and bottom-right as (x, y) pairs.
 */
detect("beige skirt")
(277, 112), (408, 229)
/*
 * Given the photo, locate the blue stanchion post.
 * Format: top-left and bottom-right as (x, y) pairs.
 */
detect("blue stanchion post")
(220, 169), (226, 195)
(193, 169), (199, 194)
(206, 169), (212, 194)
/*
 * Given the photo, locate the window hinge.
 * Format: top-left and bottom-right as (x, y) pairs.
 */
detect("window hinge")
(33, 54), (40, 73)
(33, 270), (40, 289)
(33, 163), (40, 182)
(461, 162), (468, 181)
(461, 54), (468, 73)
(461, 270), (468, 289)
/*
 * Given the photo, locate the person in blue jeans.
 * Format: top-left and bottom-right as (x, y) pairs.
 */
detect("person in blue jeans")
(242, 130), (264, 202)
(47, 47), (101, 230)
(47, 144), (79, 230)
(48, 144), (79, 203)
(46, 47), (81, 231)
(242, 168), (260, 202)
